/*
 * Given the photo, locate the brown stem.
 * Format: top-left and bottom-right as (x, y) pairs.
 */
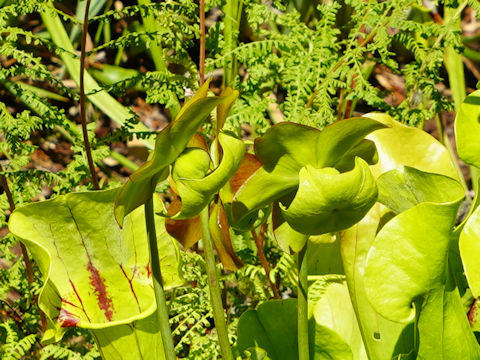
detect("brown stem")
(0, 166), (46, 331)
(251, 223), (280, 299)
(80, 0), (100, 190)
(337, 88), (345, 121)
(199, 0), (206, 85)
(468, 299), (478, 325)
(0, 168), (33, 284)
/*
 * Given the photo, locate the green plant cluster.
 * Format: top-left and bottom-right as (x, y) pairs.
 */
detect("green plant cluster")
(1, 0), (480, 359)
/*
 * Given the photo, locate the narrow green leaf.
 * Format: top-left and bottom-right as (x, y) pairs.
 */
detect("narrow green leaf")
(455, 89), (480, 168)
(216, 87), (239, 133)
(8, 189), (181, 343)
(40, 4), (150, 140)
(459, 206), (480, 298)
(114, 80), (226, 226)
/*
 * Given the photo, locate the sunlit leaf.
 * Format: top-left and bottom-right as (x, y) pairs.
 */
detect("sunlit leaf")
(232, 118), (385, 228)
(114, 80), (227, 226)
(236, 298), (357, 360)
(455, 90), (480, 168)
(416, 272), (480, 359)
(281, 158), (377, 235)
(216, 87), (239, 133)
(8, 189), (181, 344)
(311, 280), (366, 360)
(272, 201), (308, 253)
(341, 205), (415, 360)
(365, 113), (458, 179)
(459, 206), (480, 298)
(365, 167), (464, 322)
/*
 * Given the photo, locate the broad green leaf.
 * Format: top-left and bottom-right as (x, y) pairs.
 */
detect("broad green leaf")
(311, 117), (386, 168)
(170, 132), (245, 219)
(91, 313), (165, 360)
(236, 299), (298, 360)
(335, 139), (378, 172)
(281, 158), (377, 235)
(8, 189), (181, 344)
(311, 281), (366, 360)
(236, 298), (357, 360)
(365, 113), (458, 180)
(307, 238), (344, 276)
(455, 89), (480, 168)
(241, 347), (272, 360)
(232, 118), (385, 227)
(377, 166), (464, 214)
(272, 201), (309, 253)
(364, 167), (464, 322)
(114, 80), (226, 226)
(459, 206), (480, 298)
(416, 272), (480, 359)
(341, 204), (414, 360)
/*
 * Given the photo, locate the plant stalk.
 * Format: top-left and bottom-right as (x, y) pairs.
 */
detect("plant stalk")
(222, 0), (243, 88)
(199, 0), (206, 85)
(251, 224), (280, 299)
(0, 168), (33, 284)
(80, 0), (100, 190)
(138, 0), (180, 117)
(200, 206), (234, 360)
(0, 164), (47, 331)
(145, 198), (176, 360)
(297, 245), (309, 360)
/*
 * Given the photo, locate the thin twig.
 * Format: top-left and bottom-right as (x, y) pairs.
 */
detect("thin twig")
(463, 57), (480, 81)
(0, 167), (33, 284)
(0, 165), (47, 331)
(199, 0), (206, 85)
(80, 0), (100, 190)
(251, 224), (280, 299)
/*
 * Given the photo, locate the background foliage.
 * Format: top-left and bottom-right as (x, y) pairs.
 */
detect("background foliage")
(1, 0), (480, 358)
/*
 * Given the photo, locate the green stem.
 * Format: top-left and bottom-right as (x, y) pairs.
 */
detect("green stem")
(200, 207), (234, 360)
(222, 0), (243, 88)
(80, 0), (100, 190)
(145, 198), (176, 360)
(297, 245), (309, 360)
(138, 0), (180, 117)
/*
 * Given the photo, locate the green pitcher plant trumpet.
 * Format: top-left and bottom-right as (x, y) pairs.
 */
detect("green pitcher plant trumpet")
(231, 117), (386, 252)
